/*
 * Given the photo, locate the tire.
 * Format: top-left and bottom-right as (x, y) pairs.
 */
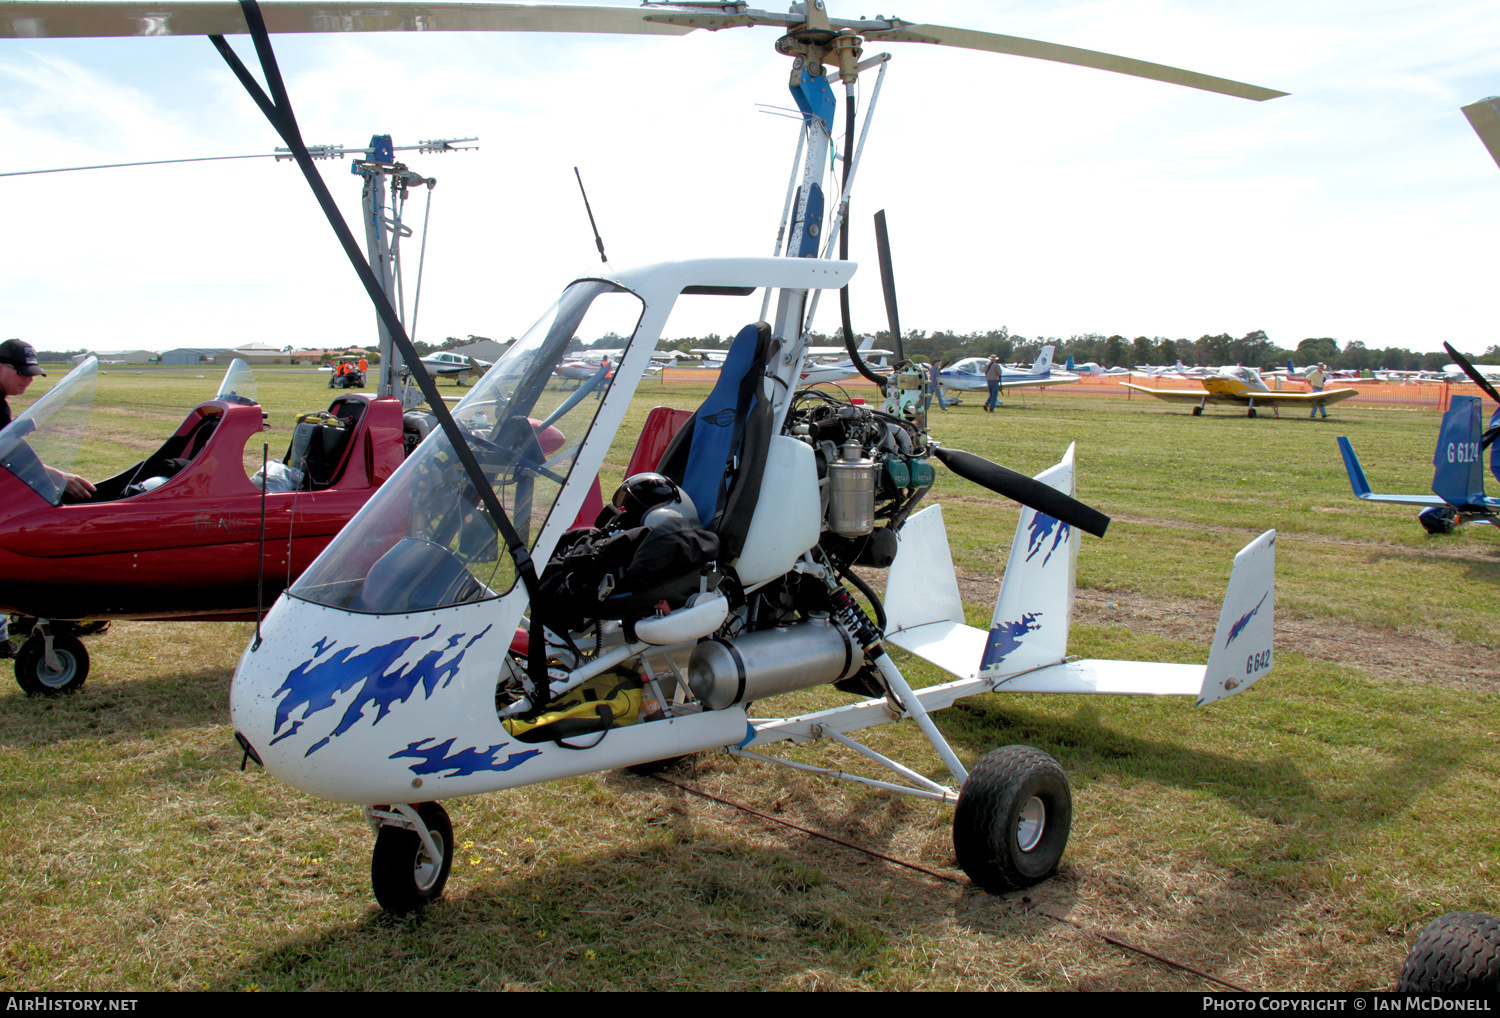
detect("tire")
(1191, 406), (1203, 416)
(1247, 408), (1258, 418)
(953, 745), (1071, 893)
(371, 802), (453, 915)
(14, 633), (89, 695)
(1419, 506), (1458, 535)
(1400, 912), (1500, 992)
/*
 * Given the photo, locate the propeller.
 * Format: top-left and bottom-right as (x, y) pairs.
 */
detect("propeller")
(873, 209), (903, 364)
(1443, 341), (1500, 450)
(865, 208), (1111, 537)
(0, 3), (1286, 105)
(1461, 97), (1500, 172)
(931, 446), (1110, 539)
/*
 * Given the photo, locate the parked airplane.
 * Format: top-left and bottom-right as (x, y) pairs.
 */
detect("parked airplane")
(418, 350), (491, 385)
(1062, 356), (1128, 377)
(938, 346), (1080, 393)
(799, 337), (892, 386)
(1123, 365), (1358, 418)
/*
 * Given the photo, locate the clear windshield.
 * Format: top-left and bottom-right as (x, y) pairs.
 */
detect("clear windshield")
(215, 358), (258, 405)
(0, 357), (98, 505)
(291, 280), (646, 613)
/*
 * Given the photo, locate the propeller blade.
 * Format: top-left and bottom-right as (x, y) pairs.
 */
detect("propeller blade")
(1444, 342), (1500, 405)
(873, 209), (902, 363)
(0, 3), (695, 39)
(1462, 97), (1500, 171)
(932, 445), (1110, 538)
(862, 23), (1286, 102)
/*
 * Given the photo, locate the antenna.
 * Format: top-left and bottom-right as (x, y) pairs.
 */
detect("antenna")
(574, 167), (609, 264)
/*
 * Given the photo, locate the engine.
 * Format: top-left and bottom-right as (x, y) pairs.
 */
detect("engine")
(785, 390), (936, 570)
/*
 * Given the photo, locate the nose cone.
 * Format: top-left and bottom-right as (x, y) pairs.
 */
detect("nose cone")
(231, 592), (527, 803)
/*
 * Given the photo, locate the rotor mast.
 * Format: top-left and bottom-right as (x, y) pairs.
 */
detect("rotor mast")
(767, 2), (867, 416)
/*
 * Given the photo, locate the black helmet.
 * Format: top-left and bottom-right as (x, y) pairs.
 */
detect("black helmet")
(610, 472), (694, 528)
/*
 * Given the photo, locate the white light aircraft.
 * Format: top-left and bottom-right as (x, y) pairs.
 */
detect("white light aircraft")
(3, 0), (1287, 915)
(938, 346), (1081, 393)
(798, 336), (891, 386)
(418, 350), (491, 386)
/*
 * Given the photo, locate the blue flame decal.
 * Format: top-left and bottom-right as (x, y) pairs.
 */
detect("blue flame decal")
(270, 624), (493, 755)
(391, 737), (541, 778)
(982, 612), (1043, 669)
(1025, 513), (1070, 566)
(1225, 593), (1267, 646)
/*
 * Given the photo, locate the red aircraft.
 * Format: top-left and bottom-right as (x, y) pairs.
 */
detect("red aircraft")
(0, 358), (411, 694)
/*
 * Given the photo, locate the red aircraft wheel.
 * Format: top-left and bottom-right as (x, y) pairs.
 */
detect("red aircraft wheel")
(953, 745), (1071, 894)
(371, 802), (453, 916)
(14, 633), (90, 696)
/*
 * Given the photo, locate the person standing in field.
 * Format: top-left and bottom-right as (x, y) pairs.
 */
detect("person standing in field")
(1306, 362), (1329, 419)
(984, 355), (1003, 412)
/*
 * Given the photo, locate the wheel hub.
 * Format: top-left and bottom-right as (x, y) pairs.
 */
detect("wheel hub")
(1016, 796), (1046, 852)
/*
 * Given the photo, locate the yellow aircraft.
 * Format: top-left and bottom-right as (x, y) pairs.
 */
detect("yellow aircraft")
(1123, 365), (1359, 418)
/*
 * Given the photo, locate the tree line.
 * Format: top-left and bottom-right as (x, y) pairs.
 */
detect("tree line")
(653, 328), (1500, 372)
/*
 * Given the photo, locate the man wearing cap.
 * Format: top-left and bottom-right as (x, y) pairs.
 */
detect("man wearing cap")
(1, 340), (94, 498)
(1, 340), (96, 658)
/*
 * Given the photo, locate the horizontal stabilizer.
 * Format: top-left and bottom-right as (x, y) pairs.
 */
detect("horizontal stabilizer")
(994, 660), (1206, 696)
(1337, 437), (1446, 507)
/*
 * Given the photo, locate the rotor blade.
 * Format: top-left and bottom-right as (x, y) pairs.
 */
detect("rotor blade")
(1462, 97), (1500, 171)
(863, 23), (1286, 102)
(1444, 342), (1500, 405)
(931, 445), (1110, 538)
(873, 209), (902, 363)
(0, 2), (694, 39)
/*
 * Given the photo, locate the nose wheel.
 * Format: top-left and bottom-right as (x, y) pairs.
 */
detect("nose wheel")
(368, 801), (453, 915)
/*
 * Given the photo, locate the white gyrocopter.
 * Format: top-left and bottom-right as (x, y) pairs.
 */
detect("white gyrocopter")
(2, 0), (1284, 914)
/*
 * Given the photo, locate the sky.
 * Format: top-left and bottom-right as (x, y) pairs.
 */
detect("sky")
(3, 0), (1500, 357)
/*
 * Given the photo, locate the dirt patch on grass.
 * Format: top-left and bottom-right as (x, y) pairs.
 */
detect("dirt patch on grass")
(952, 572), (1500, 696)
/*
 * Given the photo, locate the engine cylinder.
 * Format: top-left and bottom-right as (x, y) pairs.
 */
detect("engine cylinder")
(688, 617), (861, 710)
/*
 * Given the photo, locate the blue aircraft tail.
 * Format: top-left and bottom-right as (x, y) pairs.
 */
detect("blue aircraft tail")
(1431, 396), (1487, 508)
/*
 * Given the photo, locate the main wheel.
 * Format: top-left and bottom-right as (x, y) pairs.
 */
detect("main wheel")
(371, 802), (453, 915)
(1191, 406), (1203, 416)
(1247, 407), (1258, 418)
(1419, 506), (1458, 535)
(14, 633), (89, 695)
(1400, 912), (1500, 992)
(953, 745), (1071, 893)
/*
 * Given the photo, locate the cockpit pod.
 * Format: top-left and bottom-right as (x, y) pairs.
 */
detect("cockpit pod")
(230, 257), (858, 805)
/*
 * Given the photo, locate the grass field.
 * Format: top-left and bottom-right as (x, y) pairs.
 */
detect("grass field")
(2, 362), (1498, 991)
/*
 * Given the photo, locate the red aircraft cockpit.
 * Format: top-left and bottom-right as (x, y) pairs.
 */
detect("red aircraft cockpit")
(0, 357), (408, 693)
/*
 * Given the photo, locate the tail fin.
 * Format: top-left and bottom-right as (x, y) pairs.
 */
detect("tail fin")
(1198, 530), (1276, 705)
(1033, 345), (1055, 374)
(1065, 354), (1076, 372)
(1432, 396), (1487, 507)
(1338, 437), (1374, 498)
(979, 444), (1080, 678)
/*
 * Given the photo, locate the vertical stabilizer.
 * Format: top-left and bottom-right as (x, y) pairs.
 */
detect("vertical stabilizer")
(979, 444), (1080, 679)
(1032, 345), (1055, 374)
(1432, 396), (1486, 508)
(1198, 530), (1276, 705)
